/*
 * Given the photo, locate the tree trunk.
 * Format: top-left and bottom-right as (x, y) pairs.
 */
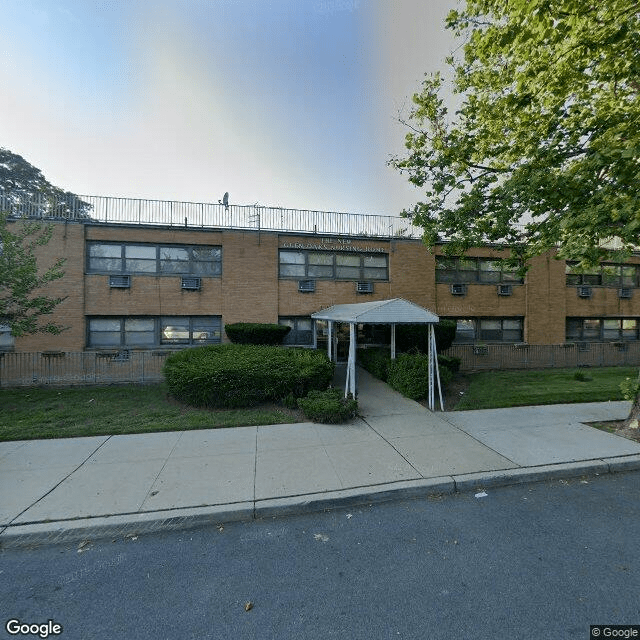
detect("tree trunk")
(624, 383), (640, 431)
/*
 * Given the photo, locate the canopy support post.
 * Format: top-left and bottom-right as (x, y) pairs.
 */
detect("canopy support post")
(429, 324), (444, 411)
(345, 322), (357, 398)
(391, 324), (396, 360)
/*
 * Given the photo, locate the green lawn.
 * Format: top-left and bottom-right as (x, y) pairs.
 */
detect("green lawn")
(453, 367), (636, 410)
(0, 384), (301, 441)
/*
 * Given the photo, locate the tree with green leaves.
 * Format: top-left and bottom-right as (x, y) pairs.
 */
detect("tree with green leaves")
(391, 0), (640, 424)
(0, 147), (90, 219)
(392, 0), (639, 268)
(0, 149), (78, 338)
(0, 212), (66, 338)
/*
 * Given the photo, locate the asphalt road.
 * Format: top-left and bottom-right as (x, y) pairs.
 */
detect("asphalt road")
(2, 472), (640, 640)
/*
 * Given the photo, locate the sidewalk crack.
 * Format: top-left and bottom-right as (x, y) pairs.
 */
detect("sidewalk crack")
(2, 435), (115, 532)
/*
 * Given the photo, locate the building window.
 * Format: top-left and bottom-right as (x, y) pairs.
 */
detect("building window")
(0, 322), (15, 351)
(279, 317), (314, 346)
(87, 243), (222, 276)
(88, 316), (222, 348)
(566, 318), (639, 342)
(279, 250), (388, 281)
(436, 257), (523, 284)
(453, 318), (523, 343)
(566, 263), (639, 288)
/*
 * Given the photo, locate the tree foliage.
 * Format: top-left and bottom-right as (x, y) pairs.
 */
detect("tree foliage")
(0, 148), (91, 219)
(391, 0), (640, 270)
(0, 212), (66, 337)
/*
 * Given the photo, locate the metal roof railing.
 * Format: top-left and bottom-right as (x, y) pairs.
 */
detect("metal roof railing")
(0, 191), (425, 240)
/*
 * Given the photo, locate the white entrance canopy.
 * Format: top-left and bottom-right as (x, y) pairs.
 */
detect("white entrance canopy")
(311, 298), (444, 410)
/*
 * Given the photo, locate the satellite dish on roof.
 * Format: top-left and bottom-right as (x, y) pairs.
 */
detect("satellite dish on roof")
(218, 192), (229, 211)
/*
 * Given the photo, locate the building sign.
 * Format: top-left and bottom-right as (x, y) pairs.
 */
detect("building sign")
(280, 237), (386, 253)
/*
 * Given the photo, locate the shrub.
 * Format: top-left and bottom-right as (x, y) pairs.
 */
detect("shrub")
(620, 374), (640, 401)
(438, 354), (461, 374)
(225, 323), (290, 345)
(357, 347), (391, 381)
(163, 344), (334, 408)
(395, 320), (458, 355)
(434, 320), (457, 353)
(573, 370), (592, 382)
(387, 353), (453, 400)
(297, 389), (358, 423)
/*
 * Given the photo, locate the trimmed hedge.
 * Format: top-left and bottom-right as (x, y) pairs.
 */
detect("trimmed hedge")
(297, 389), (358, 424)
(438, 354), (461, 374)
(163, 344), (334, 408)
(225, 323), (291, 345)
(387, 353), (453, 400)
(358, 348), (460, 381)
(357, 347), (391, 381)
(395, 320), (458, 354)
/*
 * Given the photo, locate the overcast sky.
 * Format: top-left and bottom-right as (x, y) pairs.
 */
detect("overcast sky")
(0, 0), (458, 216)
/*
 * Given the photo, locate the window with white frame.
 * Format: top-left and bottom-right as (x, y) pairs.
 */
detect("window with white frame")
(279, 250), (388, 281)
(87, 243), (222, 276)
(88, 316), (222, 348)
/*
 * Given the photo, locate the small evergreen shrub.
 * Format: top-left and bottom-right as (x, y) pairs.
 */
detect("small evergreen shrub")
(225, 323), (291, 345)
(357, 347), (391, 381)
(163, 344), (333, 408)
(434, 319), (457, 353)
(438, 354), (461, 374)
(395, 320), (458, 354)
(298, 389), (358, 423)
(387, 353), (453, 400)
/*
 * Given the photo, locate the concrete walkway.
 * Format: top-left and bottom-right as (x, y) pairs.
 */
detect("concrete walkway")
(2, 367), (640, 547)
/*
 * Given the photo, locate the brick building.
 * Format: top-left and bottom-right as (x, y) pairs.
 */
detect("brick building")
(3, 196), (640, 357)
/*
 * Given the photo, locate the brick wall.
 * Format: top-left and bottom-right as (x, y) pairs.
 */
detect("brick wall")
(5, 220), (640, 354)
(11, 221), (86, 352)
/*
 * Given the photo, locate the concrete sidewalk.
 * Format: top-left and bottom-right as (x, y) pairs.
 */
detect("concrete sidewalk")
(2, 367), (640, 547)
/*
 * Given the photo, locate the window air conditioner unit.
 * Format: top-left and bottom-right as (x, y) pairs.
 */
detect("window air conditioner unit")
(356, 282), (374, 294)
(450, 283), (467, 296)
(619, 288), (633, 299)
(109, 275), (131, 289)
(578, 286), (592, 298)
(181, 277), (201, 290)
(298, 280), (316, 293)
(497, 284), (512, 296)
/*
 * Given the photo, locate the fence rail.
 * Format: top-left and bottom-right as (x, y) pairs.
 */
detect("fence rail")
(0, 351), (171, 388)
(2, 344), (639, 388)
(1, 191), (424, 239)
(444, 342), (640, 371)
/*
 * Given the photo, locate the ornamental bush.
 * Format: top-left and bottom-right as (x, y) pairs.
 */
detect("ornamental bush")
(438, 354), (461, 374)
(395, 320), (458, 354)
(297, 389), (358, 424)
(224, 323), (291, 345)
(387, 353), (453, 401)
(163, 344), (334, 408)
(357, 347), (391, 381)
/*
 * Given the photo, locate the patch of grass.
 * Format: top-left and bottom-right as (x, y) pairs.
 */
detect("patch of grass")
(0, 384), (302, 441)
(453, 367), (636, 410)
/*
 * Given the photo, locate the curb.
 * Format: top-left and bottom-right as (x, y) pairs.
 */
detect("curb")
(2, 455), (640, 549)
